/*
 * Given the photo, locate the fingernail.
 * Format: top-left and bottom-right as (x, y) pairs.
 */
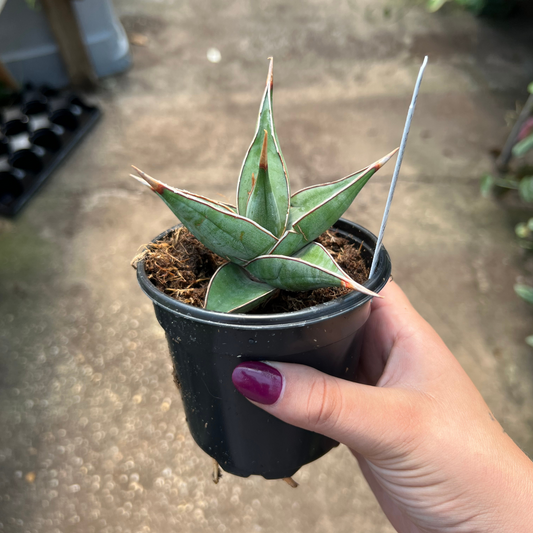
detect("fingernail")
(232, 361), (283, 405)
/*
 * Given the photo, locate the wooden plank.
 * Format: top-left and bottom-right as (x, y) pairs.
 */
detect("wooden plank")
(40, 0), (97, 89)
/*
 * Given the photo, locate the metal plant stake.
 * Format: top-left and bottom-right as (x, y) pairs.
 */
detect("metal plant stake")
(369, 56), (428, 279)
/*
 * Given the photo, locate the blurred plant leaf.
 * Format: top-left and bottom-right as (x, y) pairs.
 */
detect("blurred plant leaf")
(512, 134), (533, 158)
(515, 284), (533, 305)
(526, 335), (533, 347)
(480, 174), (494, 197)
(427, 0), (449, 12)
(528, 82), (533, 95)
(518, 240), (533, 250)
(518, 176), (533, 203)
(515, 222), (530, 239)
(481, 173), (519, 196)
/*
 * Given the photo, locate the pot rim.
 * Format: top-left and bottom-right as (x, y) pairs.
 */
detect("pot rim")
(136, 218), (391, 329)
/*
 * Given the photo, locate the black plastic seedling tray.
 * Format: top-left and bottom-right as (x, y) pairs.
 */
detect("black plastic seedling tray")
(0, 86), (101, 216)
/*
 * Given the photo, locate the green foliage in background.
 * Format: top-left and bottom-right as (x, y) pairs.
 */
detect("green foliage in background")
(482, 82), (533, 251)
(427, 0), (516, 17)
(484, 82), (533, 346)
(515, 284), (533, 347)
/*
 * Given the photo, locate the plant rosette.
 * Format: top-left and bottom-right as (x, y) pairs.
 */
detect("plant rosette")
(133, 59), (396, 480)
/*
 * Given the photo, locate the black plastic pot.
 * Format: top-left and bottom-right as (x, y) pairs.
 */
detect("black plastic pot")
(136, 218), (391, 479)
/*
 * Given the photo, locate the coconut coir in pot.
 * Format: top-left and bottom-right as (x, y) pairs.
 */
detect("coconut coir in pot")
(132, 227), (369, 314)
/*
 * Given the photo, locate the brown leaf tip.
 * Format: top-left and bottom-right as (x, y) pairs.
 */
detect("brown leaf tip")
(131, 165), (166, 194)
(373, 147), (400, 170)
(259, 130), (269, 170)
(267, 57), (273, 90)
(341, 279), (383, 298)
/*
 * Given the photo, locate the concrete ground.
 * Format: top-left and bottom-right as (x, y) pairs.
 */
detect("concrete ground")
(1, 0), (533, 531)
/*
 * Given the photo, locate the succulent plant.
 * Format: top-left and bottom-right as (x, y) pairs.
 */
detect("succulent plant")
(132, 59), (397, 313)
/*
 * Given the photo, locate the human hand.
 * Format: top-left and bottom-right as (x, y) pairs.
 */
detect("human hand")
(232, 281), (533, 533)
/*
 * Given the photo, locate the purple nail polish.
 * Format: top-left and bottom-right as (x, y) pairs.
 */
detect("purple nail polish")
(232, 361), (283, 405)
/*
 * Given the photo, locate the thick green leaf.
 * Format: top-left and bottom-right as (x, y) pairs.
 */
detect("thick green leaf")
(293, 242), (379, 297)
(512, 134), (533, 158)
(515, 284), (533, 306)
(245, 243), (379, 297)
(237, 58), (290, 232)
(132, 168), (277, 265)
(245, 131), (283, 236)
(519, 176), (533, 203)
(292, 242), (349, 275)
(204, 263), (277, 313)
(271, 149), (398, 256)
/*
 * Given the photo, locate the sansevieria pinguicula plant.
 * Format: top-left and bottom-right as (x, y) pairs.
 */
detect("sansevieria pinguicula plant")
(132, 59), (398, 314)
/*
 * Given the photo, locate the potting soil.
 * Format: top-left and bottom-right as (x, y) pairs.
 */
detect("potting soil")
(132, 226), (369, 313)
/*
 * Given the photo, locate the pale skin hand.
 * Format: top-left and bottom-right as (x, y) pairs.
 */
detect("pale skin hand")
(247, 282), (533, 533)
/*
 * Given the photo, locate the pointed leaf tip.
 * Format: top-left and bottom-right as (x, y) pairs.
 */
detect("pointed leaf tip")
(273, 151), (395, 257)
(266, 57), (273, 89)
(237, 57), (289, 226)
(341, 279), (382, 298)
(130, 173), (152, 188)
(373, 148), (399, 170)
(131, 166), (166, 194)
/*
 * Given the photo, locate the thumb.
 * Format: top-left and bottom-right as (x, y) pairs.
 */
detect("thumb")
(232, 361), (419, 457)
